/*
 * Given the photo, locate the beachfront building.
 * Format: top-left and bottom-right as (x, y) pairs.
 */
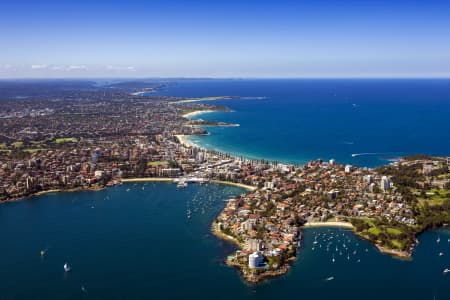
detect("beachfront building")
(381, 176), (391, 191)
(345, 164), (352, 173)
(248, 252), (264, 269)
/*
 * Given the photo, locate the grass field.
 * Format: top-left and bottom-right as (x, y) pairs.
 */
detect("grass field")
(55, 137), (77, 144)
(417, 188), (450, 206)
(368, 227), (382, 236)
(386, 227), (403, 236)
(147, 161), (169, 166)
(23, 148), (47, 153)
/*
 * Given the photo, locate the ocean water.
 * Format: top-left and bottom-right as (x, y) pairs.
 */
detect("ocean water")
(1, 183), (450, 300)
(156, 79), (450, 167)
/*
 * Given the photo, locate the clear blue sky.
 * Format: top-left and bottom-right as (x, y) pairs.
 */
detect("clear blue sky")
(1, 0), (450, 78)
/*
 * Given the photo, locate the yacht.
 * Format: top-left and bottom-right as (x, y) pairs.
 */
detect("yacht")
(332, 254), (335, 263)
(437, 236), (441, 243)
(443, 268), (450, 275)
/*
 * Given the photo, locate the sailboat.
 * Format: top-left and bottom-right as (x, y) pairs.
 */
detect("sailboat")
(63, 263), (71, 272)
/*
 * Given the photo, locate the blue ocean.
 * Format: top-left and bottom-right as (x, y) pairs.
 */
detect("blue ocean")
(1, 183), (450, 300)
(156, 79), (450, 167)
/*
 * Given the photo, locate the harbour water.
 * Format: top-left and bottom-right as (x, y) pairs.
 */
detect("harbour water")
(155, 79), (450, 167)
(1, 183), (450, 299)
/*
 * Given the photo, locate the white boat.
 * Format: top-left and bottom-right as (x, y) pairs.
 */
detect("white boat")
(332, 254), (335, 263)
(443, 268), (450, 274)
(437, 236), (441, 243)
(439, 252), (444, 257)
(325, 276), (334, 281)
(63, 263), (71, 272)
(177, 180), (188, 188)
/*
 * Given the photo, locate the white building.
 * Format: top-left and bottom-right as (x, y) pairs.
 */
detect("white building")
(329, 159), (335, 166)
(248, 252), (264, 269)
(345, 165), (352, 173)
(246, 239), (263, 252)
(264, 181), (274, 190)
(381, 176), (391, 191)
(364, 175), (373, 184)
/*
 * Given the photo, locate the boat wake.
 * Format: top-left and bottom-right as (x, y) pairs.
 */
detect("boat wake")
(351, 152), (379, 158)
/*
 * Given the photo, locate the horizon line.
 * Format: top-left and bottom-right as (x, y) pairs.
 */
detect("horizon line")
(1, 76), (450, 81)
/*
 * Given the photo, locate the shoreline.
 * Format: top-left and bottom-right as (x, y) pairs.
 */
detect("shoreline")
(304, 221), (411, 258)
(121, 178), (173, 183)
(211, 180), (256, 191)
(1, 186), (105, 204)
(1, 177), (254, 204)
(303, 221), (354, 229)
(182, 109), (217, 119)
(176, 96), (236, 104)
(175, 134), (200, 149)
(211, 223), (244, 249)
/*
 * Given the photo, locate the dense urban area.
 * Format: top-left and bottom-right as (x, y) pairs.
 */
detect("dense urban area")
(1, 80), (449, 283)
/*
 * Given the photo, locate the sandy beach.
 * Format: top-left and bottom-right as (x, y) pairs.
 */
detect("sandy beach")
(182, 109), (217, 119)
(211, 180), (257, 191)
(175, 134), (199, 148)
(303, 221), (354, 229)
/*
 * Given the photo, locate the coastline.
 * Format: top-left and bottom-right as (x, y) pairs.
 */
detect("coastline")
(2, 186), (105, 204)
(176, 96), (236, 104)
(211, 180), (256, 191)
(182, 109), (217, 119)
(303, 221), (411, 258)
(122, 177), (257, 191)
(175, 134), (200, 149)
(212, 223), (244, 249)
(120, 178), (173, 183)
(303, 221), (354, 229)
